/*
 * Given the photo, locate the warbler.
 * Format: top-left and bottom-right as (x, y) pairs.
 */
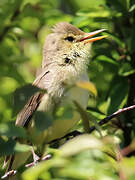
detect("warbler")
(3, 22), (106, 179)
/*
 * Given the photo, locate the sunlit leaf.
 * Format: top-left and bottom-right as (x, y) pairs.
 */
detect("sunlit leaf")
(76, 81), (97, 96)
(119, 62), (135, 76)
(74, 101), (90, 133)
(55, 106), (74, 120)
(119, 157), (135, 178)
(0, 123), (26, 138)
(97, 55), (119, 65)
(60, 134), (103, 157)
(14, 143), (31, 152)
(22, 157), (68, 180)
(129, 4), (135, 12)
(21, 0), (40, 11)
(13, 84), (44, 116)
(87, 111), (102, 137)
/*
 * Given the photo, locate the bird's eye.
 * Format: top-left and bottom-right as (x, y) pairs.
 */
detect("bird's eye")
(65, 57), (70, 63)
(64, 36), (74, 42)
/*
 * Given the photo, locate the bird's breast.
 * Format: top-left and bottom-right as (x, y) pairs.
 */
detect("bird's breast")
(64, 72), (89, 108)
(36, 73), (90, 143)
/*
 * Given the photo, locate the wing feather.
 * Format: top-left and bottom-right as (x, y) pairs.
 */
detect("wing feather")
(16, 69), (52, 127)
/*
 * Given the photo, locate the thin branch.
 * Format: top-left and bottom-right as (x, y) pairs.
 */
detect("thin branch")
(89, 104), (135, 133)
(49, 130), (83, 144)
(50, 104), (135, 144)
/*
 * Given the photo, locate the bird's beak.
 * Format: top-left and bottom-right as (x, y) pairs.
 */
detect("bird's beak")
(79, 29), (107, 43)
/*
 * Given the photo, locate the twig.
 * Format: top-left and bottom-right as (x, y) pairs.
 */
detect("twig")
(116, 146), (128, 180)
(49, 130), (82, 144)
(120, 140), (135, 157)
(89, 104), (135, 133)
(50, 104), (135, 144)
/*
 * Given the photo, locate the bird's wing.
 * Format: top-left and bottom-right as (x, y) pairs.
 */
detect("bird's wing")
(15, 92), (43, 127)
(16, 69), (52, 127)
(2, 69), (55, 175)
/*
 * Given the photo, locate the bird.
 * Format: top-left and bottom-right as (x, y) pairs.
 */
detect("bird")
(2, 22), (106, 179)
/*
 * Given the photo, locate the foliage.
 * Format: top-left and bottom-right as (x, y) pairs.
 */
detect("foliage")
(0, 0), (135, 179)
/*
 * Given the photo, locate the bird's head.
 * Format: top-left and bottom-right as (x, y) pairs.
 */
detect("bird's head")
(43, 22), (106, 79)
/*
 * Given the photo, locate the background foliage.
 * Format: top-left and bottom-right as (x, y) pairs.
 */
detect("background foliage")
(0, 0), (135, 179)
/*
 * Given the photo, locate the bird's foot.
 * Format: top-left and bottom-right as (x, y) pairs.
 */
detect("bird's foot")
(25, 161), (38, 168)
(42, 154), (52, 161)
(25, 154), (52, 167)
(25, 147), (40, 167)
(1, 170), (17, 179)
(25, 155), (40, 167)
(25, 153), (40, 167)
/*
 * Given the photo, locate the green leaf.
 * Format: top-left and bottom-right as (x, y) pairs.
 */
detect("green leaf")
(87, 112), (103, 137)
(97, 55), (119, 65)
(74, 101), (102, 136)
(60, 134), (103, 157)
(34, 111), (53, 132)
(0, 138), (16, 156)
(14, 143), (31, 152)
(55, 105), (74, 120)
(129, 25), (135, 53)
(76, 9), (110, 18)
(22, 157), (68, 180)
(119, 62), (135, 76)
(0, 123), (26, 138)
(107, 77), (129, 114)
(21, 0), (40, 11)
(129, 4), (135, 12)
(76, 81), (97, 96)
(106, 0), (128, 13)
(119, 157), (135, 178)
(74, 101), (90, 133)
(13, 84), (43, 116)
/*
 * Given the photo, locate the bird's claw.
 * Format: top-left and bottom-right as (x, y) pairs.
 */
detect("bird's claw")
(25, 161), (38, 168)
(25, 155), (40, 168)
(42, 154), (51, 161)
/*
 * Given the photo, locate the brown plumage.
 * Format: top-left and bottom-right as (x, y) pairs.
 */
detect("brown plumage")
(52, 22), (84, 35)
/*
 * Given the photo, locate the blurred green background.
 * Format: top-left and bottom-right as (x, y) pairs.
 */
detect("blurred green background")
(0, 0), (135, 179)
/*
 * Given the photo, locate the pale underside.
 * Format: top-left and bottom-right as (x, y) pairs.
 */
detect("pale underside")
(37, 72), (89, 143)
